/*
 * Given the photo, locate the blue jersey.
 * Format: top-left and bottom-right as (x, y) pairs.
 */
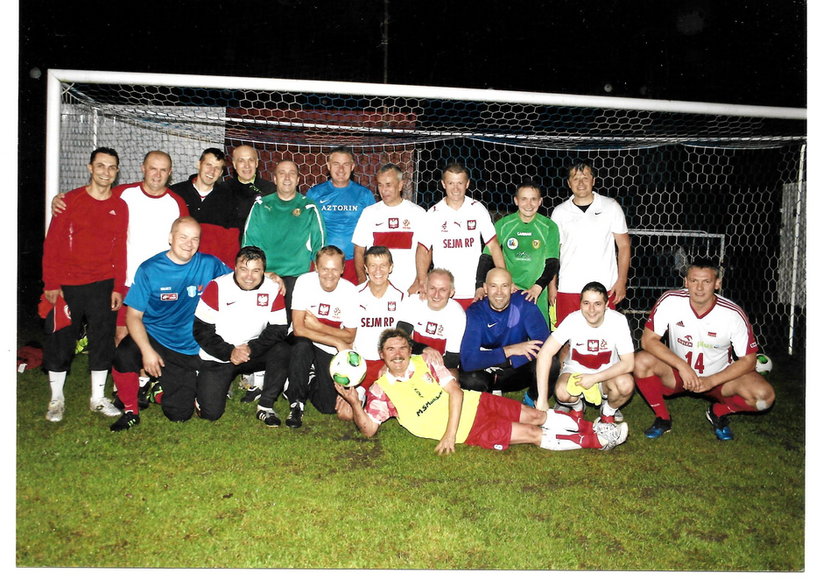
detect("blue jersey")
(460, 292), (550, 371)
(125, 251), (229, 354)
(306, 180), (375, 260)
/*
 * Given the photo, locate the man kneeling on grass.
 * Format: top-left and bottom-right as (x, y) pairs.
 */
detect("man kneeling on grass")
(335, 328), (628, 453)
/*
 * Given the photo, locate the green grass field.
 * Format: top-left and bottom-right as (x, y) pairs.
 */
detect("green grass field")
(16, 335), (804, 571)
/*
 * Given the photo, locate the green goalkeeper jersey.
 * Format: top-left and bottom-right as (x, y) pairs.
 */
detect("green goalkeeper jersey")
(485, 212), (559, 324)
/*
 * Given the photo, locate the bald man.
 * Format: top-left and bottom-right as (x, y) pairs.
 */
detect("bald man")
(459, 268), (549, 404)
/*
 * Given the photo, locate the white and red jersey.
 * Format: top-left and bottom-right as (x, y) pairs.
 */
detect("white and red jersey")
(194, 272), (287, 363)
(550, 192), (627, 294)
(645, 289), (759, 377)
(398, 296), (466, 355)
(291, 272), (359, 354)
(351, 199), (427, 292)
(353, 281), (406, 360)
(417, 196), (497, 299)
(551, 309), (634, 375)
(116, 182), (189, 286)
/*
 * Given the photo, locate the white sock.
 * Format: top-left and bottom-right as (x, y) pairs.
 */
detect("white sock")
(540, 429), (582, 451)
(90, 370), (108, 401)
(558, 397), (584, 412)
(253, 371), (265, 387)
(138, 375), (150, 388)
(601, 399), (617, 417)
(48, 371), (67, 402)
(542, 409), (579, 432)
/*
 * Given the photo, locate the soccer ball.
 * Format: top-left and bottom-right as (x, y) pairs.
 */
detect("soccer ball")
(329, 349), (367, 387)
(755, 353), (773, 375)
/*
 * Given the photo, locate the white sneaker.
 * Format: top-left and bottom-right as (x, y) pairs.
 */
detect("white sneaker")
(90, 397), (122, 417)
(595, 421), (629, 450)
(46, 399), (65, 422)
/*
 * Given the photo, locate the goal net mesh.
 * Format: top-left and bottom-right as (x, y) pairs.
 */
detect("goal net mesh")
(54, 76), (807, 353)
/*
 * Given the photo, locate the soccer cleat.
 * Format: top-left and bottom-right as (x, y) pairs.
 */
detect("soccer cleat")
(149, 382), (164, 404)
(286, 403), (303, 428)
(706, 406), (734, 440)
(110, 412), (140, 432)
(90, 397), (122, 417)
(256, 408), (281, 427)
(644, 417), (672, 439)
(595, 421), (629, 450)
(137, 380), (153, 409)
(241, 386), (262, 403)
(46, 399), (65, 422)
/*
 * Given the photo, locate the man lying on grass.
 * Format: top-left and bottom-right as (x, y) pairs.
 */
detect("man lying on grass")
(335, 328), (628, 453)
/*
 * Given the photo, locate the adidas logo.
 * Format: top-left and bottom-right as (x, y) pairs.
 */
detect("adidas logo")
(109, 210), (117, 215)
(676, 321), (685, 327)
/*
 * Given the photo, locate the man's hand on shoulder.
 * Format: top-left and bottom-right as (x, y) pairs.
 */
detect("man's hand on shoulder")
(51, 193), (67, 215)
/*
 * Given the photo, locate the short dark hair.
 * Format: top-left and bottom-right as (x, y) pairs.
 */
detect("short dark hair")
(687, 257), (721, 278)
(364, 246), (393, 266)
(236, 245), (266, 267)
(516, 180), (542, 195)
(568, 161), (595, 179)
(200, 147), (226, 162)
(442, 162), (470, 181)
(315, 245), (345, 265)
(580, 281), (609, 304)
(90, 147), (119, 167)
(378, 328), (412, 354)
(329, 146), (355, 160)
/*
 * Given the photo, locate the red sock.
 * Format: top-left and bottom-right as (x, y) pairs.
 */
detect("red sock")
(709, 393), (756, 418)
(112, 369), (140, 414)
(635, 375), (672, 419)
(599, 415), (615, 424)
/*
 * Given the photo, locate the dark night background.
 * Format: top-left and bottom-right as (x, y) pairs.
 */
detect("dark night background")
(16, 0), (807, 321)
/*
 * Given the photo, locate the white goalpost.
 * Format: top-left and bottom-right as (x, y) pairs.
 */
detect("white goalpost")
(45, 68), (807, 354)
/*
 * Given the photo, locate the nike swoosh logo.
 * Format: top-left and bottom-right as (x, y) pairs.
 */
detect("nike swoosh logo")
(227, 301), (236, 305)
(318, 198), (330, 204)
(594, 211), (602, 215)
(487, 323), (497, 328)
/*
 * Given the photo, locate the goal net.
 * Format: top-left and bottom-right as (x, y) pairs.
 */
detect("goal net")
(47, 70), (807, 354)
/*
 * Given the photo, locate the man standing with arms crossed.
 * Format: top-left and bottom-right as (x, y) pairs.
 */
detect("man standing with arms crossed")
(41, 147), (126, 422)
(306, 146), (376, 284)
(549, 162), (630, 327)
(416, 163), (505, 309)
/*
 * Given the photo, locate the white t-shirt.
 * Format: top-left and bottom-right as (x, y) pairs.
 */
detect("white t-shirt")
(550, 309), (634, 375)
(550, 192), (628, 294)
(118, 183), (188, 286)
(352, 199), (427, 292)
(291, 272), (359, 354)
(353, 281), (406, 360)
(646, 289), (758, 377)
(398, 296), (466, 355)
(417, 196), (497, 299)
